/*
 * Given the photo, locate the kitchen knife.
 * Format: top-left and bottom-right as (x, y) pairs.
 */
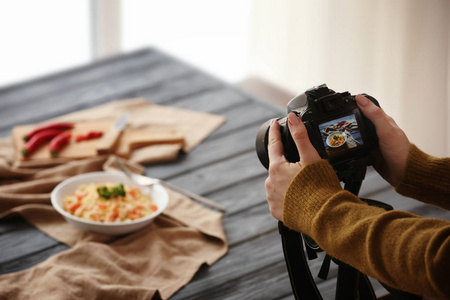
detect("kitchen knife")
(96, 114), (129, 155)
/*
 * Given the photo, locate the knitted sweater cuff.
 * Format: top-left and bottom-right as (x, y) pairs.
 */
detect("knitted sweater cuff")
(283, 160), (342, 234)
(395, 144), (450, 210)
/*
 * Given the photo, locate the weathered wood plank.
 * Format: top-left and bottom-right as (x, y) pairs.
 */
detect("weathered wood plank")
(210, 102), (283, 139)
(0, 216), (29, 234)
(0, 61), (194, 133)
(0, 244), (68, 275)
(208, 174), (268, 214)
(223, 203), (277, 246)
(147, 123), (271, 180)
(166, 152), (266, 196)
(170, 230), (286, 299)
(172, 260), (293, 300)
(133, 72), (222, 105)
(0, 225), (60, 264)
(0, 49), (167, 108)
(168, 87), (250, 113)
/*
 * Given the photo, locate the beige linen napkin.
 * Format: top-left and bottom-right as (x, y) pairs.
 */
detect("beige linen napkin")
(0, 99), (228, 299)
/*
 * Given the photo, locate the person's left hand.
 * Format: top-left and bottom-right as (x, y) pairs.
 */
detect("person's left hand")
(265, 113), (321, 221)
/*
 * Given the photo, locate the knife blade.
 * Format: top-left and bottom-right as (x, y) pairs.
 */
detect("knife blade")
(96, 114), (129, 155)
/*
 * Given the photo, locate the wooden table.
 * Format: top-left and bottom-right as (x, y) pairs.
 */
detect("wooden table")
(0, 48), (448, 299)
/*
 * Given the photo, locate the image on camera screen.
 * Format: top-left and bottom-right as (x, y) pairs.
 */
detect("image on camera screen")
(318, 113), (364, 158)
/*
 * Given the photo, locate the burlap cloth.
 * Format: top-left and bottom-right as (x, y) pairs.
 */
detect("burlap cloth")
(0, 99), (228, 299)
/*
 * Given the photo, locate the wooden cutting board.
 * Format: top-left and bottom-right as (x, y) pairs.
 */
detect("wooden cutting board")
(12, 120), (185, 163)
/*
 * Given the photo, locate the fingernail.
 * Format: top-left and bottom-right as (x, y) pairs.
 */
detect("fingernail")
(356, 95), (369, 107)
(270, 119), (275, 126)
(288, 113), (300, 125)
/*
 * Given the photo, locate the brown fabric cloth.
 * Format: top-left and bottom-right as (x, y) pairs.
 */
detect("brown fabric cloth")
(0, 99), (228, 299)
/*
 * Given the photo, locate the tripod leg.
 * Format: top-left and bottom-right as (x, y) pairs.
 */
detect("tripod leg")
(358, 274), (377, 300)
(279, 222), (323, 300)
(335, 263), (359, 300)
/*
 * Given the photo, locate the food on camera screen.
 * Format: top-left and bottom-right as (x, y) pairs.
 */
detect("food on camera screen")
(319, 113), (364, 151)
(63, 183), (158, 222)
(328, 133), (346, 147)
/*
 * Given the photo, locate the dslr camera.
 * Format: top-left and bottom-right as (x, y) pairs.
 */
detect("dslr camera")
(255, 84), (380, 173)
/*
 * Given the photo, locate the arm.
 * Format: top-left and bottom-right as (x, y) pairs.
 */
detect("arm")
(396, 144), (450, 210)
(355, 94), (450, 209)
(265, 105), (450, 299)
(283, 160), (450, 300)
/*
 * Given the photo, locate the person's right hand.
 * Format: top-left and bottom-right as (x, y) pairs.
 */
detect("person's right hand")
(355, 95), (410, 187)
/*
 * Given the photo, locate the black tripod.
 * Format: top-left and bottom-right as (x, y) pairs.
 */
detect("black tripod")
(278, 160), (422, 300)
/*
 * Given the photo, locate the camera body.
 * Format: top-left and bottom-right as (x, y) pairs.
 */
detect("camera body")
(256, 84), (380, 171)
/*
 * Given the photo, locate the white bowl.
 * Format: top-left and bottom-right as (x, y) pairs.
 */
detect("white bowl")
(51, 171), (169, 235)
(326, 131), (347, 148)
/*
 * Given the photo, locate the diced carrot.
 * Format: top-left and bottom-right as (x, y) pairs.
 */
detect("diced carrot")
(128, 189), (136, 198)
(150, 204), (158, 212)
(75, 190), (88, 201)
(98, 204), (107, 209)
(70, 202), (81, 212)
(128, 212), (138, 220)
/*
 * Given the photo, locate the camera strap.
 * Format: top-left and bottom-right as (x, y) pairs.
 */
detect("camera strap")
(278, 222), (323, 300)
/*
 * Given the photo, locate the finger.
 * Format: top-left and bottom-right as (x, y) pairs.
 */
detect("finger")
(355, 94), (390, 131)
(287, 113), (320, 164)
(267, 119), (286, 163)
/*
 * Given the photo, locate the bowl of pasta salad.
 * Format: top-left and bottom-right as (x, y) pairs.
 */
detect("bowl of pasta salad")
(51, 171), (169, 235)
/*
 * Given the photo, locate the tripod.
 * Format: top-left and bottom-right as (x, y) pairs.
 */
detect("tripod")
(278, 160), (422, 300)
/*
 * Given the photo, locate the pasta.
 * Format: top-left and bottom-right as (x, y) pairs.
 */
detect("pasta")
(63, 183), (157, 222)
(328, 133), (346, 147)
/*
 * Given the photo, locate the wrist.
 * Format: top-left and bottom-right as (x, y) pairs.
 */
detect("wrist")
(283, 160), (342, 234)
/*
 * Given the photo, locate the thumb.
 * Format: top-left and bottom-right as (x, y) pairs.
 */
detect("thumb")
(287, 113), (321, 165)
(355, 94), (390, 130)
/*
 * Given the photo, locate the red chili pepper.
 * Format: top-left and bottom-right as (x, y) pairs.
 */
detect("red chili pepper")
(75, 134), (85, 142)
(75, 131), (103, 142)
(22, 129), (65, 156)
(49, 131), (72, 157)
(23, 122), (74, 142)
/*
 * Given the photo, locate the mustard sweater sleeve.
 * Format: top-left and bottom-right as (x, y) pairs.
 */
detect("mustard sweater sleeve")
(396, 144), (450, 210)
(283, 160), (450, 300)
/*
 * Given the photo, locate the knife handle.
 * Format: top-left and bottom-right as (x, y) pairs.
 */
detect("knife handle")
(96, 127), (123, 155)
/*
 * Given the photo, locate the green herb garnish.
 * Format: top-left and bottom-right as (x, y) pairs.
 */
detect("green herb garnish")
(97, 184), (125, 199)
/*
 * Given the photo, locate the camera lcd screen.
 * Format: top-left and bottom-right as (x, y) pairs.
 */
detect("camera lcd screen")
(318, 113), (364, 159)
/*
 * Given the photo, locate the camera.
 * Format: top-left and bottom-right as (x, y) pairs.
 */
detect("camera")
(255, 84), (380, 172)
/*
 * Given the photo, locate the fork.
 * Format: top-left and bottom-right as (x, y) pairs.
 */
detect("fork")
(114, 158), (226, 212)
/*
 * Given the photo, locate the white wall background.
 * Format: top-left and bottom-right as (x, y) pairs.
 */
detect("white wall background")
(248, 0), (450, 157)
(122, 0), (253, 83)
(0, 0), (90, 87)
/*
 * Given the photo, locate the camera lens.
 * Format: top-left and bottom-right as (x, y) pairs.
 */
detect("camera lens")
(255, 119), (272, 170)
(255, 117), (299, 169)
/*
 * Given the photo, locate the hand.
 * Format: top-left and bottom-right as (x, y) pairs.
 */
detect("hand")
(355, 95), (410, 187)
(265, 113), (321, 221)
